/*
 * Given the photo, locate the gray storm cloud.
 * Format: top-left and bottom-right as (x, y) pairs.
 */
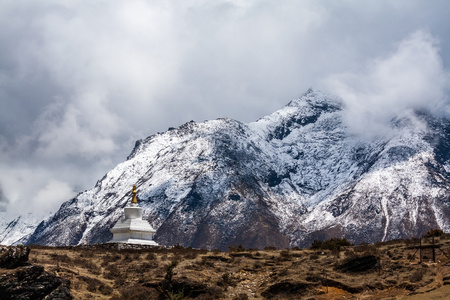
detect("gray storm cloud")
(1, 0), (450, 217)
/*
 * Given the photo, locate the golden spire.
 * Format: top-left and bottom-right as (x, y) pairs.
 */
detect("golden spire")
(131, 185), (138, 204)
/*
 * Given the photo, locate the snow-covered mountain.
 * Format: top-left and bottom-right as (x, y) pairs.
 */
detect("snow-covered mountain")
(0, 211), (46, 246)
(6, 89), (450, 249)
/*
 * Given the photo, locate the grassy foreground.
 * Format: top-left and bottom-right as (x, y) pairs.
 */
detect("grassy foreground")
(26, 237), (450, 299)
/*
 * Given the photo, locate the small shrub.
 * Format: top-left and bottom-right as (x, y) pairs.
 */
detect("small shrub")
(253, 261), (263, 269)
(278, 250), (291, 261)
(89, 264), (101, 275)
(230, 257), (242, 265)
(83, 293), (95, 299)
(136, 261), (159, 273)
(113, 284), (158, 300)
(310, 238), (352, 251)
(202, 255), (231, 263)
(50, 253), (72, 264)
(72, 281), (81, 290)
(122, 253), (132, 262)
(229, 244), (246, 252)
(183, 252), (198, 260)
(344, 249), (354, 257)
(72, 257), (101, 275)
(86, 282), (97, 293)
(424, 229), (444, 238)
(331, 248), (340, 258)
(158, 261), (189, 299)
(104, 264), (122, 280)
(409, 237), (421, 245)
(311, 239), (323, 250)
(218, 273), (237, 287)
(170, 254), (182, 264)
(309, 253), (319, 260)
(78, 276), (102, 293)
(185, 263), (203, 271)
(29, 257), (38, 264)
(102, 253), (121, 266)
(305, 272), (321, 282)
(410, 268), (426, 282)
(98, 283), (113, 295)
(172, 243), (185, 250)
(264, 246), (277, 251)
(200, 257), (215, 268)
(78, 250), (88, 258)
(164, 261), (178, 283)
(146, 253), (156, 260)
(230, 252), (254, 259)
(114, 276), (126, 287)
(354, 243), (377, 255)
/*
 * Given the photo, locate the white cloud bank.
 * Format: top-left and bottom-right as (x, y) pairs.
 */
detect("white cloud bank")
(325, 30), (450, 138)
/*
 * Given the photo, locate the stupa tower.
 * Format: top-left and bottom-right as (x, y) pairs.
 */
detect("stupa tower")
(110, 185), (159, 245)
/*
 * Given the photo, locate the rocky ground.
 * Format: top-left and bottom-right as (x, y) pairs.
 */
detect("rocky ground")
(0, 244), (72, 299)
(3, 236), (450, 299)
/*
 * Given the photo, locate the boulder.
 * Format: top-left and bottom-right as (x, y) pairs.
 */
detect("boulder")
(0, 245), (73, 299)
(0, 264), (72, 299)
(0, 245), (30, 269)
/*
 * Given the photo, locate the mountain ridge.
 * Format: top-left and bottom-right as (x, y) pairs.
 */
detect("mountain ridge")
(2, 89), (449, 250)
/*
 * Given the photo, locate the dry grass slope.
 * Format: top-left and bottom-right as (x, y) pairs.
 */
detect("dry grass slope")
(22, 235), (450, 299)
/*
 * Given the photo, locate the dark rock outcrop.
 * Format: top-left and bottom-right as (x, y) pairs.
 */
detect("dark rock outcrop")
(0, 245), (30, 269)
(262, 281), (315, 299)
(0, 245), (72, 300)
(336, 255), (379, 273)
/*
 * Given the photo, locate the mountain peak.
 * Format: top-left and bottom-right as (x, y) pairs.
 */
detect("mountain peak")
(250, 89), (343, 141)
(287, 88), (342, 110)
(3, 90), (449, 250)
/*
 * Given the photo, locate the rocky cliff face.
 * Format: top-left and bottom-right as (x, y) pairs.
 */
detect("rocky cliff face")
(0, 245), (73, 299)
(23, 89), (450, 249)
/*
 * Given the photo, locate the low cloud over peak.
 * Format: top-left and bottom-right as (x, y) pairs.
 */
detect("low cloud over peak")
(325, 30), (450, 138)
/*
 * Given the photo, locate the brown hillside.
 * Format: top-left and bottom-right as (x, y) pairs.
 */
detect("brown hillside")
(12, 236), (450, 299)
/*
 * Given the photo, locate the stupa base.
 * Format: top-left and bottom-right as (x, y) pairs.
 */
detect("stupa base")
(109, 238), (159, 246)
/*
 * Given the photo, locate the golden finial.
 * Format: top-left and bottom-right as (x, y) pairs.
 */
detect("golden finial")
(131, 185), (138, 204)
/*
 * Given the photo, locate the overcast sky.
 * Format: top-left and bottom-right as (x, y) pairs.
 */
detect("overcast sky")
(1, 0), (450, 217)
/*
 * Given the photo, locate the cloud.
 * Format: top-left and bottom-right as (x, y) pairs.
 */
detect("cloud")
(31, 179), (75, 214)
(325, 30), (450, 138)
(33, 92), (127, 159)
(0, 186), (7, 204)
(0, 1), (450, 220)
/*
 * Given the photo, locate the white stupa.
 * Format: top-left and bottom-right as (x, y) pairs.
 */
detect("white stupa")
(110, 185), (159, 245)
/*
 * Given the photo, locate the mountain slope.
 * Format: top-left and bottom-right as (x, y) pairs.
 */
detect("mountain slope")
(23, 89), (450, 249)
